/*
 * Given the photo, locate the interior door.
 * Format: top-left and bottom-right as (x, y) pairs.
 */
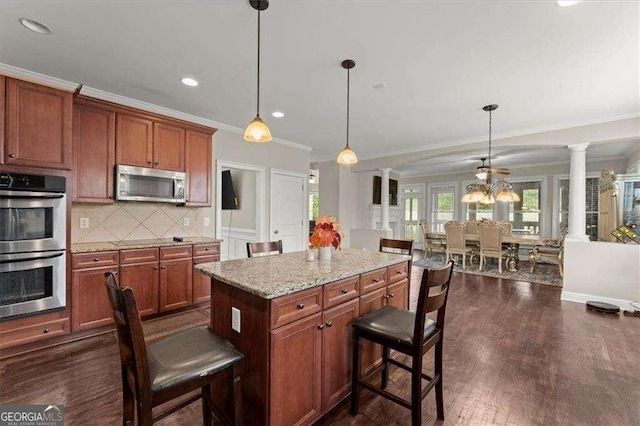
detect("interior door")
(271, 171), (305, 252)
(400, 189), (423, 248)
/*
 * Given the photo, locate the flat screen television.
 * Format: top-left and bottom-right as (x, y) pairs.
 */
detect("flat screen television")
(221, 170), (239, 210)
(372, 176), (398, 205)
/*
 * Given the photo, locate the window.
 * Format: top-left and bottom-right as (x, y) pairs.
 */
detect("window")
(429, 185), (455, 233)
(403, 197), (420, 241)
(507, 181), (542, 235)
(309, 192), (319, 221)
(465, 202), (494, 221)
(558, 177), (598, 240)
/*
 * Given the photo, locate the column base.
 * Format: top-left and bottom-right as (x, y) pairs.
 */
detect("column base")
(565, 235), (590, 243)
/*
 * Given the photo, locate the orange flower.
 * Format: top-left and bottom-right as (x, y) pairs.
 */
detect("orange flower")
(309, 216), (342, 249)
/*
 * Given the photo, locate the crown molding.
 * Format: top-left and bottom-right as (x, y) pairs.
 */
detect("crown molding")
(0, 62), (312, 153)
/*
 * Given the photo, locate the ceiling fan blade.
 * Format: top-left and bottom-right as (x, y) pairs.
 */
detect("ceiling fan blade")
(491, 169), (511, 176)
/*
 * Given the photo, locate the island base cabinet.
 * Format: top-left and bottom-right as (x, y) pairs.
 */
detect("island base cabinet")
(387, 279), (409, 310)
(270, 313), (323, 426)
(119, 262), (159, 317)
(359, 287), (387, 374)
(321, 298), (359, 412)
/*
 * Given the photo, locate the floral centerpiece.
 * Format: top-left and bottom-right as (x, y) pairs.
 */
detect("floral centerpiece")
(309, 215), (342, 260)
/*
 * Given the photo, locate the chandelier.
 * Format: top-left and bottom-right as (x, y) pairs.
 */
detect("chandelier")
(461, 105), (520, 205)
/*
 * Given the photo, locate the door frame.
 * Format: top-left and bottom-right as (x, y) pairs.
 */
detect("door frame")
(399, 183), (425, 248)
(270, 168), (308, 251)
(215, 160), (266, 242)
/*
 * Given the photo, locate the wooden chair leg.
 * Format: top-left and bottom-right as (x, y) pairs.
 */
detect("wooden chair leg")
(498, 255), (502, 274)
(411, 352), (423, 426)
(381, 345), (389, 389)
(435, 341), (444, 420)
(202, 384), (213, 426)
(350, 332), (361, 416)
(121, 367), (134, 426)
(462, 253), (466, 270)
(232, 370), (242, 426)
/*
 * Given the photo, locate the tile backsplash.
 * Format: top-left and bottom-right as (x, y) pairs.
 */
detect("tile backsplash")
(71, 202), (209, 243)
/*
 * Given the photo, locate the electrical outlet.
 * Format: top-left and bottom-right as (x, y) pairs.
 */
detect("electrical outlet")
(183, 217), (190, 227)
(231, 307), (241, 333)
(80, 217), (90, 229)
(204, 217), (210, 226)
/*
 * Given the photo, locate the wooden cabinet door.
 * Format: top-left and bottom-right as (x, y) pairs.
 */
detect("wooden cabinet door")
(270, 313), (322, 426)
(159, 258), (193, 312)
(116, 114), (153, 168)
(358, 287), (387, 374)
(192, 255), (217, 304)
(0, 76), (5, 164)
(73, 103), (116, 203)
(321, 298), (359, 412)
(153, 123), (185, 171)
(387, 279), (409, 310)
(119, 262), (159, 317)
(185, 130), (212, 206)
(71, 266), (119, 331)
(5, 78), (72, 169)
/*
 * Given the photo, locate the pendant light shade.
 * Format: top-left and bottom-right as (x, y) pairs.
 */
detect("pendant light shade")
(245, 0), (272, 143)
(337, 59), (358, 165)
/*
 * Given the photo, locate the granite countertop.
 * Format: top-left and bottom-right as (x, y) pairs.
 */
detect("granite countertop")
(70, 237), (223, 254)
(195, 248), (411, 299)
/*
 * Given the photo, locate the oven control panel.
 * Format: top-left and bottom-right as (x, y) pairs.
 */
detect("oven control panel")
(0, 172), (65, 192)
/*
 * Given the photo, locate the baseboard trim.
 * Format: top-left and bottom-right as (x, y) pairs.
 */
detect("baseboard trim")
(561, 291), (634, 309)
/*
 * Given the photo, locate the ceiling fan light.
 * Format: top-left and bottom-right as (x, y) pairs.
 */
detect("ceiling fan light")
(496, 190), (520, 203)
(469, 190), (485, 203)
(461, 193), (473, 203)
(244, 116), (272, 142)
(479, 194), (495, 205)
(475, 171), (488, 181)
(337, 145), (358, 165)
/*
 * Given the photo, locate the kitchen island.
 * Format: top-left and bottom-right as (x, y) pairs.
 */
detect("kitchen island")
(195, 248), (411, 425)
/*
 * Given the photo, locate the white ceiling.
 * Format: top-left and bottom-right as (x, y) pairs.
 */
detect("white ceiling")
(0, 0), (638, 164)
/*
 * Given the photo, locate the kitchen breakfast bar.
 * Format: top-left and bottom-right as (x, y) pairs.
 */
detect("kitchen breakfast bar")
(195, 248), (412, 425)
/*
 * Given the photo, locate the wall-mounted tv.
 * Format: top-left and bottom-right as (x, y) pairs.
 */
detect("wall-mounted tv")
(221, 170), (239, 210)
(372, 176), (398, 205)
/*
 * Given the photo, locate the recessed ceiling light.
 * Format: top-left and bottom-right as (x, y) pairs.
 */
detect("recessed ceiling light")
(18, 18), (52, 35)
(181, 77), (198, 87)
(556, 1), (582, 7)
(272, 111), (284, 118)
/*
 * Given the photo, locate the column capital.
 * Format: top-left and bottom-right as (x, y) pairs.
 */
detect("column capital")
(379, 168), (392, 174)
(567, 143), (589, 152)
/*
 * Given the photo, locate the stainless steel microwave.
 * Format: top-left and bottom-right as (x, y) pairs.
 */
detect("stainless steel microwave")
(116, 165), (186, 203)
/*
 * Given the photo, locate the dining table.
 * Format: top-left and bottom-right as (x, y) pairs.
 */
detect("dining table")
(426, 232), (544, 272)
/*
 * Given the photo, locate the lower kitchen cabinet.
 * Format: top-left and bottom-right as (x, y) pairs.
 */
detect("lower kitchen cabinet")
(359, 287), (387, 373)
(192, 255), (217, 304)
(72, 265), (119, 331)
(119, 262), (159, 317)
(159, 258), (193, 312)
(386, 279), (409, 310)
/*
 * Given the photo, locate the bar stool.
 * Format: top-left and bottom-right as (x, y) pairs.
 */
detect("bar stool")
(104, 272), (243, 425)
(350, 261), (454, 425)
(246, 240), (283, 257)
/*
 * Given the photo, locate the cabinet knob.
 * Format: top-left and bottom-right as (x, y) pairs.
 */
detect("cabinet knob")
(205, 248), (210, 251)
(341, 289), (348, 294)
(108, 196), (113, 199)
(373, 278), (379, 283)
(193, 261), (198, 265)
(318, 324), (324, 330)
(396, 271), (402, 275)
(8, 154), (15, 158)
(297, 303), (304, 310)
(43, 328), (49, 334)
(326, 321), (333, 327)
(93, 258), (99, 262)
(147, 161), (152, 165)
(154, 266), (159, 270)
(161, 266), (166, 270)
(388, 293), (395, 298)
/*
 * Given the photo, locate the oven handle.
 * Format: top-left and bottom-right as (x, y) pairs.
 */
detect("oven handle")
(0, 192), (65, 199)
(0, 251), (64, 264)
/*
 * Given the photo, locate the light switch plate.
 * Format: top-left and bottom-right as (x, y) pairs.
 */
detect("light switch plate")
(232, 307), (241, 333)
(183, 217), (190, 227)
(80, 217), (90, 229)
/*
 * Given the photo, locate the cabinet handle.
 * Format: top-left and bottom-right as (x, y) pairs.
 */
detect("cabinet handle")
(8, 154), (15, 158)
(193, 261), (198, 265)
(147, 161), (152, 165)
(114, 272), (118, 275)
(318, 324), (324, 330)
(326, 321), (333, 327)
(297, 303), (304, 310)
(341, 289), (348, 294)
(161, 266), (166, 270)
(93, 258), (99, 262)
(205, 247), (210, 251)
(396, 271), (403, 275)
(373, 278), (379, 283)
(388, 293), (395, 298)
(43, 328), (49, 334)
(108, 196), (113, 199)
(154, 266), (159, 270)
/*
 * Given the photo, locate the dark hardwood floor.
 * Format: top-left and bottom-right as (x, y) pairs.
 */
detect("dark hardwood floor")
(1, 257), (639, 425)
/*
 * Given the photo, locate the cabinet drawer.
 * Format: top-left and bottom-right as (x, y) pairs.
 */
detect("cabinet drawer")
(72, 251), (119, 269)
(192, 255), (220, 266)
(120, 248), (159, 264)
(160, 245), (192, 260)
(360, 268), (387, 294)
(387, 262), (409, 284)
(323, 276), (359, 309)
(270, 287), (323, 329)
(193, 243), (220, 256)
(0, 318), (70, 350)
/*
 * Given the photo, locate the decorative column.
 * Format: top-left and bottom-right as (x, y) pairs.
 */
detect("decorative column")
(379, 168), (392, 231)
(566, 143), (590, 242)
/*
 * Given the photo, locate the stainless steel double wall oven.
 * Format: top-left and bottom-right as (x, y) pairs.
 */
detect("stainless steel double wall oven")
(0, 172), (67, 319)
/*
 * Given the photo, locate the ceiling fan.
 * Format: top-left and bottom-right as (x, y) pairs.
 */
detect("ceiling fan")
(475, 157), (511, 180)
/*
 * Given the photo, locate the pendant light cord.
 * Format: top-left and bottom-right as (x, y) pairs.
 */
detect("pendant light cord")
(346, 67), (350, 148)
(256, 9), (261, 117)
(488, 108), (492, 169)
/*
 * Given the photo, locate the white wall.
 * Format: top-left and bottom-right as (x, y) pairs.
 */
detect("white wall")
(627, 147), (640, 173)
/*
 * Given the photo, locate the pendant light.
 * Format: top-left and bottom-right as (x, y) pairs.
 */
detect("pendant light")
(337, 59), (358, 165)
(244, 0), (272, 143)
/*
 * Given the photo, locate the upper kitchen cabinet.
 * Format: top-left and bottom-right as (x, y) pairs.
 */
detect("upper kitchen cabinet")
(116, 113), (153, 168)
(0, 76), (5, 164)
(185, 130), (212, 206)
(5, 78), (73, 170)
(153, 123), (185, 171)
(73, 102), (116, 203)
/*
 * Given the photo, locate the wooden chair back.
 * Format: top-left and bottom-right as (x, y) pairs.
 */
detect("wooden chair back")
(247, 240), (283, 258)
(445, 221), (465, 251)
(420, 220), (429, 239)
(379, 238), (414, 256)
(465, 220), (481, 235)
(413, 261), (454, 345)
(497, 221), (513, 236)
(479, 223), (503, 253)
(104, 272), (152, 410)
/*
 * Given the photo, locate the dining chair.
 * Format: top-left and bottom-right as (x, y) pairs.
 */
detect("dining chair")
(444, 221), (476, 269)
(104, 272), (244, 425)
(350, 261), (454, 425)
(246, 240), (283, 258)
(419, 220), (445, 258)
(379, 238), (414, 256)
(478, 223), (505, 273)
(497, 221), (513, 236)
(464, 220), (481, 235)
